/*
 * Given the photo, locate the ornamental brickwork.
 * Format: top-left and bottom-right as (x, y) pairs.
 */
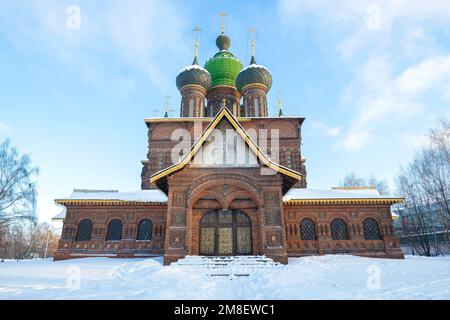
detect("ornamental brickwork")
(54, 203), (167, 260)
(284, 203), (404, 259)
(54, 25), (403, 264)
(162, 168), (288, 265)
(205, 85), (241, 117)
(54, 198), (403, 262)
(141, 117), (307, 190)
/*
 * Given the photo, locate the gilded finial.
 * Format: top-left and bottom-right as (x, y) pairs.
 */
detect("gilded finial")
(249, 28), (256, 58)
(219, 12), (227, 34)
(164, 95), (170, 118)
(277, 92), (284, 117)
(192, 26), (201, 64)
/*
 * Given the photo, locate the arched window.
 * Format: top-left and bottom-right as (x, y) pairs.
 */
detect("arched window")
(137, 219), (153, 241)
(363, 218), (382, 240)
(106, 219), (123, 241)
(300, 218), (317, 240)
(75, 219), (92, 242)
(331, 218), (350, 240)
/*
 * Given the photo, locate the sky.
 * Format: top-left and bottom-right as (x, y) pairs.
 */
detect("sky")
(1, 0), (450, 224)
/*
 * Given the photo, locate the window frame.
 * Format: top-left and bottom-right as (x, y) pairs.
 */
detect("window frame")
(330, 218), (350, 240)
(75, 218), (93, 242)
(136, 218), (153, 242)
(300, 218), (317, 241)
(363, 217), (382, 240)
(105, 219), (123, 241)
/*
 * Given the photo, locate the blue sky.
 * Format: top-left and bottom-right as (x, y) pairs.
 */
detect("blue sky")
(1, 0), (450, 224)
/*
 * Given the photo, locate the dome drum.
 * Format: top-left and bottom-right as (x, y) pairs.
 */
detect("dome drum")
(205, 86), (241, 117)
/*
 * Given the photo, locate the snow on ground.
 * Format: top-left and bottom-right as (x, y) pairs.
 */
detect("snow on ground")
(0, 255), (449, 300)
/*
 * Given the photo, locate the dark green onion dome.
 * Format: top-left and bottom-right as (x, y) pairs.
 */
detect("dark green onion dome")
(176, 56), (212, 91)
(216, 33), (231, 51)
(236, 56), (273, 93)
(204, 34), (243, 87)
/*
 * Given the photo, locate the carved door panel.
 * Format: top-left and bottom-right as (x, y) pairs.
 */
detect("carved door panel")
(200, 227), (215, 255)
(236, 226), (252, 255)
(218, 227), (233, 255)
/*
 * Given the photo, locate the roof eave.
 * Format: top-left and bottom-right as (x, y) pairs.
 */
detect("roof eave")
(54, 199), (167, 206)
(284, 197), (405, 205)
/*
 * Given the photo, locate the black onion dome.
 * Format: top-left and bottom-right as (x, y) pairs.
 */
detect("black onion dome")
(236, 56), (273, 93)
(216, 33), (231, 51)
(176, 56), (212, 91)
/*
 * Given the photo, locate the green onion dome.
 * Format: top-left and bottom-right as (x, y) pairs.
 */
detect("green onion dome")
(236, 56), (273, 93)
(204, 34), (243, 87)
(176, 56), (212, 91)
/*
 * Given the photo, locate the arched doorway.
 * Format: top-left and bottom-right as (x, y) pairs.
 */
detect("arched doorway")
(199, 210), (252, 256)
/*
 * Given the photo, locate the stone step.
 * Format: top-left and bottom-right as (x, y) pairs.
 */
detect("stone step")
(207, 273), (250, 278)
(171, 255), (280, 268)
(171, 255), (279, 279)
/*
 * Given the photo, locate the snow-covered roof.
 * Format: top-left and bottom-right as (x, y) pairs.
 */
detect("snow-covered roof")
(283, 188), (403, 202)
(177, 64), (209, 76)
(330, 187), (381, 196)
(52, 207), (67, 221)
(52, 190), (167, 221)
(240, 63), (270, 72)
(55, 189), (168, 203)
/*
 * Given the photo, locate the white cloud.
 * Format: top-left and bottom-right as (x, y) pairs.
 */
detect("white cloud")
(279, 0), (450, 30)
(0, 0), (189, 93)
(395, 56), (450, 96)
(340, 54), (450, 150)
(311, 122), (341, 137)
(278, 0), (450, 150)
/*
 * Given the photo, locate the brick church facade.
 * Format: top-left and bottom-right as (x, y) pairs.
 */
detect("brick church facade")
(54, 24), (404, 264)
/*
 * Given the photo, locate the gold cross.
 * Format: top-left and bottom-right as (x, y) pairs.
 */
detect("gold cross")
(249, 28), (257, 57)
(278, 92), (283, 112)
(193, 26), (201, 36)
(193, 26), (201, 57)
(219, 12), (227, 33)
(164, 95), (170, 113)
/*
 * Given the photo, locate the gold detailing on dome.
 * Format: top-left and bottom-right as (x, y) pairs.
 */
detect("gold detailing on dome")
(241, 83), (269, 94)
(180, 84), (208, 94)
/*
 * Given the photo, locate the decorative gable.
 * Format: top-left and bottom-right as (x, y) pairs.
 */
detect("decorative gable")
(150, 107), (302, 191)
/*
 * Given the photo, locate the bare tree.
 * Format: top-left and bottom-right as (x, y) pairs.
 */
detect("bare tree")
(426, 120), (450, 218)
(396, 167), (433, 256)
(340, 173), (391, 195)
(395, 119), (450, 256)
(341, 173), (366, 187)
(430, 119), (450, 163)
(0, 139), (39, 227)
(0, 222), (59, 259)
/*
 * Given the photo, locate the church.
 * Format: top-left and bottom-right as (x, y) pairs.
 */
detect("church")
(53, 20), (404, 264)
